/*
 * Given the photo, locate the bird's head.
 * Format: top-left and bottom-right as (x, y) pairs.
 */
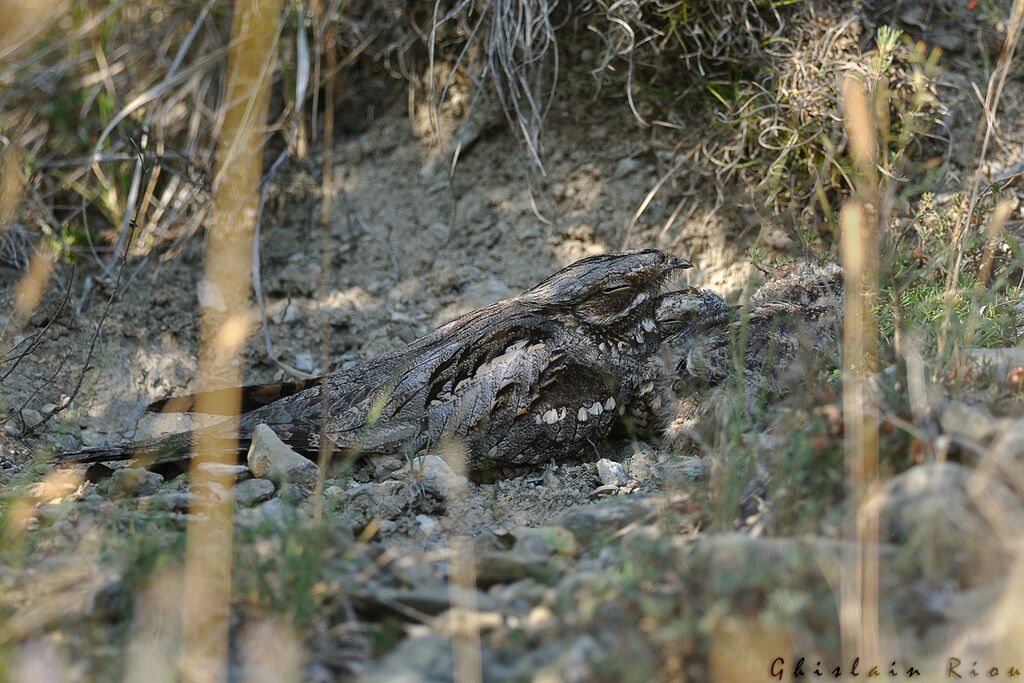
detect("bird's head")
(524, 249), (692, 328)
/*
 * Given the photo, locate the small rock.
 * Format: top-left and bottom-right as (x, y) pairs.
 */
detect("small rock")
(294, 352), (315, 374)
(654, 455), (709, 482)
(40, 403), (58, 414)
(4, 424), (22, 437)
(410, 455), (467, 497)
(110, 468), (164, 499)
(20, 408), (43, 427)
(588, 484), (620, 499)
(475, 551), (552, 588)
(246, 424), (320, 487)
(193, 480), (234, 505)
(416, 514), (438, 532)
(940, 402), (995, 444)
(541, 468), (563, 490)
(623, 443), (660, 481)
(358, 634), (453, 683)
(248, 497), (291, 529)
(137, 492), (193, 512)
(553, 497), (659, 539)
(80, 429), (109, 448)
(368, 455), (403, 479)
(235, 478), (275, 507)
(277, 482), (305, 502)
(271, 302), (303, 324)
(197, 462), (250, 479)
(514, 526), (578, 556)
(595, 458), (628, 487)
(614, 157), (643, 178)
(864, 462), (1024, 587)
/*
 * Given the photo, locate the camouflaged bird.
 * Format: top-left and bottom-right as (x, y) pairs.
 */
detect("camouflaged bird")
(655, 262), (844, 447)
(54, 250), (691, 479)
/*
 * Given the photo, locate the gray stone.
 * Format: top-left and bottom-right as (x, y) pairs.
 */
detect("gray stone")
(110, 468), (164, 499)
(864, 462), (1024, 587)
(235, 478), (275, 507)
(553, 497), (659, 539)
(623, 442), (660, 481)
(409, 455), (467, 497)
(654, 455), (709, 482)
(196, 462), (250, 479)
(277, 482), (305, 502)
(595, 458), (628, 487)
(248, 497), (292, 529)
(359, 634), (453, 683)
(20, 408), (43, 427)
(475, 551), (553, 588)
(136, 492), (193, 512)
(588, 484), (620, 499)
(246, 424), (320, 487)
(80, 429), (109, 448)
(940, 401), (995, 444)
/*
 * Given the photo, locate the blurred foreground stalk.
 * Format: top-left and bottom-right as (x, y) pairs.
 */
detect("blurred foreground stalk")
(182, 0), (282, 680)
(839, 76), (881, 668)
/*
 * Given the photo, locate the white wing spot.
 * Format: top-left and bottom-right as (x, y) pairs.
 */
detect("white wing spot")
(642, 318), (656, 333)
(542, 408), (559, 424)
(634, 330), (645, 344)
(577, 407), (589, 422)
(604, 397), (616, 411)
(588, 401), (603, 416)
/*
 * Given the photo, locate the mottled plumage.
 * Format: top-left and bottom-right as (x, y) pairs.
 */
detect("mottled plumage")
(656, 262), (844, 447)
(54, 250), (691, 478)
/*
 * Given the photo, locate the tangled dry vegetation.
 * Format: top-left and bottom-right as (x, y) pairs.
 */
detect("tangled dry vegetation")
(4, 0), (1024, 680)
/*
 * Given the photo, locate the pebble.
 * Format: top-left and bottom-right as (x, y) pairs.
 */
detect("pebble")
(109, 468), (164, 499)
(416, 514), (438, 532)
(294, 352), (315, 374)
(20, 408), (43, 428)
(654, 455), (709, 482)
(409, 455), (467, 497)
(595, 458), (628, 487)
(554, 497), (659, 539)
(137, 492), (193, 512)
(235, 478), (275, 507)
(588, 484), (620, 499)
(474, 551), (552, 587)
(80, 429), (109, 448)
(277, 482), (305, 503)
(250, 497), (291, 529)
(940, 401), (995, 444)
(246, 424), (320, 487)
(196, 462), (251, 479)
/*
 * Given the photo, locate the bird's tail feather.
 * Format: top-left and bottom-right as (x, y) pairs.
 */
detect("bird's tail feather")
(147, 377), (323, 415)
(51, 430), (248, 470)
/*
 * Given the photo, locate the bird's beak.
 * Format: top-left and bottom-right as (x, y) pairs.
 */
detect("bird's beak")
(665, 256), (693, 272)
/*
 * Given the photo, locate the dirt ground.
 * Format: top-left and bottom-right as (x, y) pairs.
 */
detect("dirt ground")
(4, 2), (1024, 679)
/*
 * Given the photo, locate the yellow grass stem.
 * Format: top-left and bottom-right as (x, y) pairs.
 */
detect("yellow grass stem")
(839, 76), (880, 671)
(181, 0), (282, 679)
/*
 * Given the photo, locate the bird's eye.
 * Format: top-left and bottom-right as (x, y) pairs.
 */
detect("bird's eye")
(601, 283), (633, 295)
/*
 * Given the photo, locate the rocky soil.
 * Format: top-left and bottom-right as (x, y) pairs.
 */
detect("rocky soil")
(5, 4), (1024, 680)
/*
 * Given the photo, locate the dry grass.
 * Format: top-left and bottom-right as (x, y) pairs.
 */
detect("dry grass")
(3, 0), (1024, 680)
